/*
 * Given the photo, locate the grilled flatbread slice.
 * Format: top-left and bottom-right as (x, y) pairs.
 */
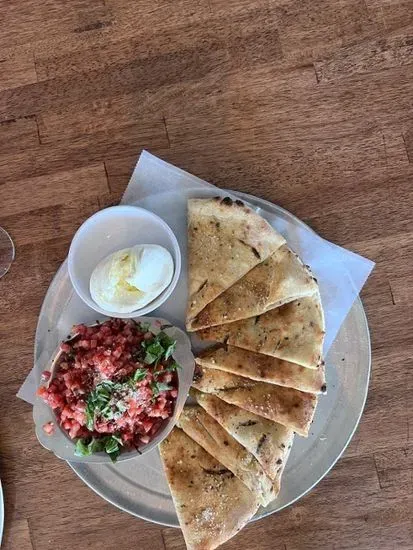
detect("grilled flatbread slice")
(189, 244), (318, 330)
(191, 389), (294, 490)
(187, 197), (285, 326)
(192, 366), (317, 437)
(160, 428), (259, 550)
(196, 345), (326, 394)
(197, 294), (325, 369)
(177, 406), (275, 506)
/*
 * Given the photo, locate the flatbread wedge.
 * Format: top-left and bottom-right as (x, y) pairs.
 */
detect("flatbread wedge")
(160, 428), (259, 550)
(191, 389), (294, 491)
(177, 405), (276, 506)
(196, 294), (325, 369)
(187, 197), (285, 326)
(196, 345), (326, 394)
(192, 366), (318, 437)
(189, 244), (318, 330)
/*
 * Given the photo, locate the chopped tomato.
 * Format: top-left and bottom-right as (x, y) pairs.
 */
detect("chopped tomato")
(38, 319), (179, 457)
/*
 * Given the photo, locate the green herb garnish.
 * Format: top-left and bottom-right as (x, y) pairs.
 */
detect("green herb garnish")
(165, 361), (182, 372)
(143, 340), (165, 364)
(75, 434), (123, 463)
(142, 331), (177, 365)
(151, 381), (173, 398)
(132, 368), (148, 383)
(78, 329), (179, 461)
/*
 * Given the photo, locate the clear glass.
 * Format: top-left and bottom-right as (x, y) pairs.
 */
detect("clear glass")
(0, 227), (14, 278)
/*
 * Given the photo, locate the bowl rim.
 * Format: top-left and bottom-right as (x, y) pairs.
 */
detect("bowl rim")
(67, 205), (182, 318)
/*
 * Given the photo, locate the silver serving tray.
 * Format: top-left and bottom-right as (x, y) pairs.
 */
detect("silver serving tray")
(35, 191), (371, 527)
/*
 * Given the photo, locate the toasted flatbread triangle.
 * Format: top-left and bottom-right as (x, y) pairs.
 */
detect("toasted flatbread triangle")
(177, 405), (275, 506)
(196, 345), (326, 394)
(160, 428), (259, 550)
(192, 366), (318, 437)
(197, 294), (325, 369)
(189, 244), (318, 330)
(191, 389), (294, 490)
(187, 197), (285, 326)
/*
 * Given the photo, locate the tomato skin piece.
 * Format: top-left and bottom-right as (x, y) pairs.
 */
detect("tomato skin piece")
(42, 422), (55, 435)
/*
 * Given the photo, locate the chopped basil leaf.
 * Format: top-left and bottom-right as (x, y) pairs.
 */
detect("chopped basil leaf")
(85, 402), (95, 430)
(145, 340), (164, 360)
(133, 368), (148, 382)
(151, 381), (172, 398)
(111, 433), (123, 445)
(108, 448), (121, 463)
(75, 438), (92, 457)
(143, 351), (157, 365)
(89, 438), (106, 453)
(105, 437), (120, 455)
(142, 331), (177, 364)
(164, 342), (176, 360)
(75, 435), (123, 462)
(166, 361), (181, 372)
(157, 382), (173, 392)
(158, 332), (176, 354)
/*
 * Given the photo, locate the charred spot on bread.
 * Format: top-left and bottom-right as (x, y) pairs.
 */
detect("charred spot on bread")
(197, 279), (208, 293)
(193, 367), (203, 383)
(222, 197), (233, 206)
(238, 420), (258, 427)
(237, 239), (261, 260)
(256, 434), (267, 453)
(202, 467), (233, 477)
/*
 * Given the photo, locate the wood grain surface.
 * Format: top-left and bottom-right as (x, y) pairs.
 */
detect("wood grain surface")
(0, 1), (412, 549)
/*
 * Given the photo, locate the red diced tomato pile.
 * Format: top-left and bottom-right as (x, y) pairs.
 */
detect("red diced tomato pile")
(37, 319), (179, 456)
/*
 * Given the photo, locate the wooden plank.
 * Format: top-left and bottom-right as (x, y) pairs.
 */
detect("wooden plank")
(315, 35), (413, 83)
(344, 349), (410, 458)
(348, 231), (413, 280)
(0, 116), (39, 153)
(104, 154), (137, 198)
(0, 52), (37, 92)
(106, 0), (211, 33)
(274, 0), (383, 63)
(0, 164), (108, 218)
(34, 6), (280, 82)
(305, 173), (413, 245)
(390, 274), (413, 304)
(0, 121), (168, 184)
(365, 0), (413, 31)
(0, 0), (112, 50)
(1, 519), (33, 550)
(0, 197), (100, 247)
(402, 124), (413, 161)
(374, 446), (413, 489)
(36, 12), (282, 144)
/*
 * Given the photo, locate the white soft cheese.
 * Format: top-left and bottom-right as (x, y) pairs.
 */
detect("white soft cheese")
(90, 244), (174, 313)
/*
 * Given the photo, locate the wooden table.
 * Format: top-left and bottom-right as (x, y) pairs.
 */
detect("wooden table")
(1, 1), (412, 549)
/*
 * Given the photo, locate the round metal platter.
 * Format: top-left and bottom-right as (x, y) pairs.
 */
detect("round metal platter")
(34, 190), (371, 527)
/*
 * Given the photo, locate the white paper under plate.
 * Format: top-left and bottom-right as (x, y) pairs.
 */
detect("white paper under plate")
(33, 190), (371, 527)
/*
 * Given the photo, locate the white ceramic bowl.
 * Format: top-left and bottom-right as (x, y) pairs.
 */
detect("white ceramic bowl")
(68, 206), (181, 318)
(33, 317), (195, 463)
